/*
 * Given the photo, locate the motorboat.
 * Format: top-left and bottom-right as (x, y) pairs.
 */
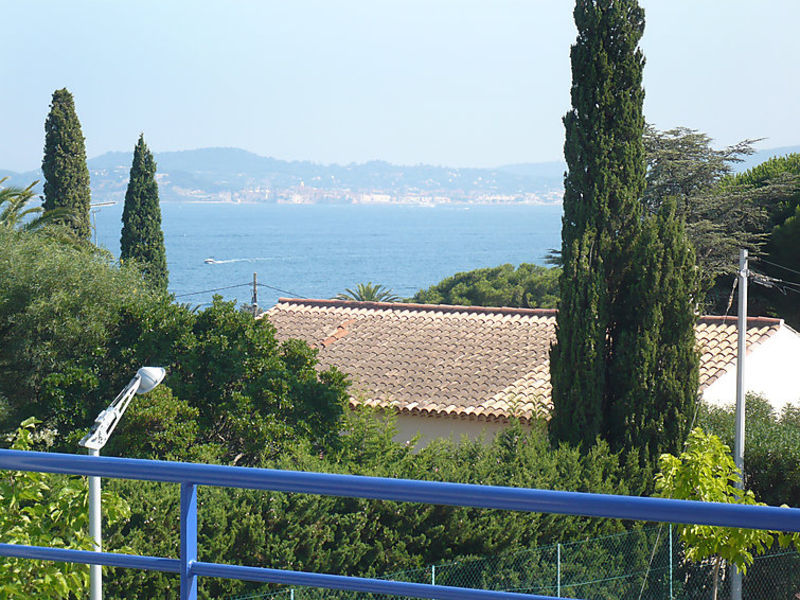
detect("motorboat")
(204, 258), (217, 264)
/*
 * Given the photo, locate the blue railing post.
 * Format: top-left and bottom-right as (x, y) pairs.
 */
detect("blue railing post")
(181, 482), (198, 600)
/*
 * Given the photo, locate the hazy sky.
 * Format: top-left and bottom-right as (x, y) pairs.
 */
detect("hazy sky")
(3, 0), (799, 172)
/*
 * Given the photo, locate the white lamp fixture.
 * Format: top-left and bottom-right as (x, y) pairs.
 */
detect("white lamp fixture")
(79, 366), (166, 600)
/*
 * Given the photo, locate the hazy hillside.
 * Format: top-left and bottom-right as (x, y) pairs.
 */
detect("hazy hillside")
(1, 148), (565, 205)
(2, 144), (796, 205)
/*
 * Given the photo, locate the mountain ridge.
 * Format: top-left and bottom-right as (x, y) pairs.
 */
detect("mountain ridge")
(3, 144), (797, 206)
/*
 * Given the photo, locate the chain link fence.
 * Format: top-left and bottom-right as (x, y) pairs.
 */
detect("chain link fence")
(225, 526), (800, 600)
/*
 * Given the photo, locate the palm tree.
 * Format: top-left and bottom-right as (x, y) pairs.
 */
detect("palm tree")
(335, 282), (401, 302)
(0, 177), (73, 232)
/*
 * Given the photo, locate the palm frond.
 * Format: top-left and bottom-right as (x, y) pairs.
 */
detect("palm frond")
(334, 282), (400, 302)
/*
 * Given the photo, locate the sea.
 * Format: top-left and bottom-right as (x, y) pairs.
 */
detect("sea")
(94, 203), (563, 309)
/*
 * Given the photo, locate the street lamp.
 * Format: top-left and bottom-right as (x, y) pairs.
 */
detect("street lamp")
(79, 366), (166, 600)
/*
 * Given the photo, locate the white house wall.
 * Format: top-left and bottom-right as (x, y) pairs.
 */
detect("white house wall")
(393, 414), (514, 448)
(703, 325), (800, 412)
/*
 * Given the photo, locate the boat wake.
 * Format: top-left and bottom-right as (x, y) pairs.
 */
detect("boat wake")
(204, 258), (275, 265)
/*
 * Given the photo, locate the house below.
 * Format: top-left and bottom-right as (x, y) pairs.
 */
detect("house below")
(266, 299), (800, 445)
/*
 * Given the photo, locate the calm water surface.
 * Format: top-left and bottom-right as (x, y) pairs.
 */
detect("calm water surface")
(95, 203), (563, 308)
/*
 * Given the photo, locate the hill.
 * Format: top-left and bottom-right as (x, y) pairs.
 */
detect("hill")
(3, 144), (796, 205)
(1, 149), (565, 206)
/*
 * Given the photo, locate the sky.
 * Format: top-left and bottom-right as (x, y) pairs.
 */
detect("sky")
(3, 0), (800, 173)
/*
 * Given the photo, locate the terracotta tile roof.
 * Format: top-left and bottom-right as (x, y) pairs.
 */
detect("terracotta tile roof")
(266, 299), (784, 424)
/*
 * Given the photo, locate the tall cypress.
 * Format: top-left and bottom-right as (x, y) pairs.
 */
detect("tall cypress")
(605, 199), (700, 465)
(549, 0), (699, 464)
(41, 88), (92, 240)
(121, 135), (168, 291)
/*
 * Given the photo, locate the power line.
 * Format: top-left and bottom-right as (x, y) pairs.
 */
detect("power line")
(174, 283), (251, 298)
(256, 282), (308, 299)
(751, 257), (800, 279)
(749, 269), (800, 296)
(173, 280), (309, 301)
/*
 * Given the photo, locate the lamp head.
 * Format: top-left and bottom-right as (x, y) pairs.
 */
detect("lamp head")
(136, 366), (166, 394)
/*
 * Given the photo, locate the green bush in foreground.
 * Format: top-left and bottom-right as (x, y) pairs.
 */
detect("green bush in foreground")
(0, 418), (129, 599)
(702, 394), (800, 507)
(104, 416), (647, 599)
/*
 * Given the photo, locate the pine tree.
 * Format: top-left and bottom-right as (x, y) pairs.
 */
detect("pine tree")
(41, 88), (92, 240)
(120, 135), (168, 291)
(549, 0), (698, 464)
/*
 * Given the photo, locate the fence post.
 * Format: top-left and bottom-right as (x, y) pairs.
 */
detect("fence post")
(181, 482), (198, 600)
(431, 564), (436, 586)
(557, 543), (561, 597)
(669, 524), (673, 600)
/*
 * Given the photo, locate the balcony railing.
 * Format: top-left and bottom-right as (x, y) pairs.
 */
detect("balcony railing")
(1, 449), (800, 600)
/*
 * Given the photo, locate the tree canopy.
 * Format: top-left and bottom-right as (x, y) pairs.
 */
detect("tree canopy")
(0, 227), (348, 465)
(549, 0), (698, 467)
(41, 88), (92, 241)
(120, 134), (169, 291)
(724, 154), (800, 327)
(411, 263), (559, 308)
(656, 427), (795, 600)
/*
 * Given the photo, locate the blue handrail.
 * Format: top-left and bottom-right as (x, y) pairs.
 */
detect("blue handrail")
(2, 448), (799, 600)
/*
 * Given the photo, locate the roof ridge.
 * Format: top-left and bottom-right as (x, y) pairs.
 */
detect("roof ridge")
(276, 298), (558, 317)
(697, 315), (784, 327)
(275, 299), (786, 325)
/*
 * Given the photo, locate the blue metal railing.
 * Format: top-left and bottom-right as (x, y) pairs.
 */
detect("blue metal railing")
(2, 449), (800, 600)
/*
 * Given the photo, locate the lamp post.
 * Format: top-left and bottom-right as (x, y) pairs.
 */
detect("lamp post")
(79, 366), (166, 600)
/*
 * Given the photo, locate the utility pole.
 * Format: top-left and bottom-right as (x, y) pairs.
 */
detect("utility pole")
(251, 272), (258, 316)
(731, 248), (748, 600)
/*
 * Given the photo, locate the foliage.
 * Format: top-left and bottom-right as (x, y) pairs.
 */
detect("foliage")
(167, 298), (349, 465)
(41, 88), (92, 241)
(120, 134), (169, 291)
(701, 394), (800, 507)
(604, 199), (700, 466)
(0, 418), (130, 599)
(730, 153), (800, 227)
(642, 126), (768, 288)
(727, 154), (800, 328)
(103, 414), (647, 599)
(550, 0), (699, 468)
(103, 386), (205, 461)
(655, 427), (796, 600)
(410, 263), (560, 308)
(335, 282), (400, 302)
(0, 229), (349, 466)
(550, 0), (648, 451)
(0, 228), (157, 435)
(0, 177), (74, 235)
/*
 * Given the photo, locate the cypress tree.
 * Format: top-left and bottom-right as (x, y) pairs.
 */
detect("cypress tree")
(605, 199), (700, 465)
(41, 88), (92, 240)
(121, 135), (168, 291)
(549, 0), (698, 464)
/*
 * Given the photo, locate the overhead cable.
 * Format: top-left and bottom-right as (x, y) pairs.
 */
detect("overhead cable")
(174, 283), (251, 298)
(751, 257), (800, 278)
(256, 282), (308, 299)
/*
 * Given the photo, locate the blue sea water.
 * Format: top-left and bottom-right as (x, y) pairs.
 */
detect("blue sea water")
(94, 203), (563, 308)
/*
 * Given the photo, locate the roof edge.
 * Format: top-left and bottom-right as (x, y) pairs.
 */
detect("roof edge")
(697, 315), (784, 327)
(276, 299), (785, 325)
(276, 298), (558, 317)
(347, 398), (532, 425)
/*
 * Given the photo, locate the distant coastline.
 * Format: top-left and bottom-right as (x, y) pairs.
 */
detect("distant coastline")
(5, 143), (797, 208)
